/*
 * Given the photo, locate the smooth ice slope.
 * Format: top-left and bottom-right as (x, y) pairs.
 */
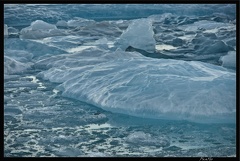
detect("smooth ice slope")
(37, 48), (236, 123)
(116, 18), (156, 53)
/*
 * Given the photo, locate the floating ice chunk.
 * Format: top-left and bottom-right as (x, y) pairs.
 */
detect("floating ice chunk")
(201, 40), (231, 54)
(93, 37), (109, 49)
(4, 38), (67, 57)
(4, 74), (19, 81)
(7, 27), (19, 37)
(95, 37), (108, 44)
(55, 148), (83, 157)
(64, 20), (122, 38)
(4, 56), (32, 74)
(179, 20), (231, 31)
(116, 18), (156, 53)
(225, 38), (236, 47)
(85, 151), (110, 157)
(56, 20), (68, 27)
(220, 51), (236, 69)
(4, 50), (33, 63)
(156, 44), (177, 51)
(148, 13), (173, 23)
(20, 20), (65, 39)
(125, 131), (170, 147)
(4, 105), (22, 115)
(4, 81), (38, 88)
(37, 48), (236, 123)
(31, 20), (57, 30)
(172, 38), (184, 47)
(193, 20), (229, 30)
(4, 24), (8, 37)
(67, 17), (95, 27)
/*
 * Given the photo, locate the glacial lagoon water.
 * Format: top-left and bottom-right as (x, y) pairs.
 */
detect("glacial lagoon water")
(4, 4), (236, 157)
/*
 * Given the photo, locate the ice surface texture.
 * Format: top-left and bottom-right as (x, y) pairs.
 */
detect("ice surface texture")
(37, 47), (236, 123)
(4, 4), (236, 124)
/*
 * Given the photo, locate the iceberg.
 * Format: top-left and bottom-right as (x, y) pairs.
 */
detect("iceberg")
(37, 48), (236, 123)
(115, 18), (156, 53)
